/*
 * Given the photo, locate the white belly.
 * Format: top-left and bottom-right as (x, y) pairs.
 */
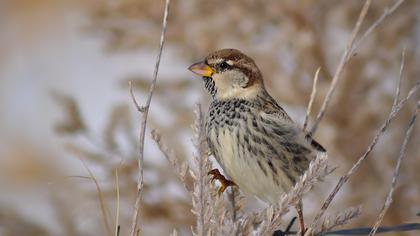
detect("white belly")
(210, 128), (288, 203)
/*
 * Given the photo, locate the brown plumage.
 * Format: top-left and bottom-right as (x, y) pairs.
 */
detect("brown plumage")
(189, 49), (326, 234)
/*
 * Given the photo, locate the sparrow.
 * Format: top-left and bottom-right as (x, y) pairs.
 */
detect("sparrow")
(188, 49), (326, 235)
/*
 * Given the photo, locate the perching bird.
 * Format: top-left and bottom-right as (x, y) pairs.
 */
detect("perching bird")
(188, 49), (326, 235)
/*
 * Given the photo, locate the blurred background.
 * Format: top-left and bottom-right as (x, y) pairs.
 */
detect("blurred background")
(0, 0), (419, 235)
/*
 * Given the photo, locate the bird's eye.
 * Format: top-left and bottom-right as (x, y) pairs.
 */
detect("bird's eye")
(219, 61), (230, 70)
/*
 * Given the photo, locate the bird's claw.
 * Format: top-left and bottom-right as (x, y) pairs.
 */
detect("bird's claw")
(208, 169), (236, 195)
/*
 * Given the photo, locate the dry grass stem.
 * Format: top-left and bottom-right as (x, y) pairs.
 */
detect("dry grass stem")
(129, 81), (145, 113)
(310, 0), (405, 135)
(114, 168), (120, 236)
(393, 49), (406, 108)
(352, 0), (406, 53)
(311, 78), (420, 227)
(151, 129), (191, 191)
(310, 0), (372, 135)
(303, 67), (321, 132)
(129, 0), (171, 235)
(315, 207), (362, 235)
(189, 104), (236, 235)
(228, 187), (243, 223)
(255, 153), (333, 235)
(369, 102), (419, 236)
(79, 157), (112, 236)
(190, 104), (213, 236)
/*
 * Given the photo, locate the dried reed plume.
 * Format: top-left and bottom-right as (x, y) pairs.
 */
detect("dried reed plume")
(369, 101), (419, 236)
(315, 207), (362, 235)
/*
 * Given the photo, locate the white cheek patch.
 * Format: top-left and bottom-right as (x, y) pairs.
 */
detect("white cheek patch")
(213, 70), (261, 100)
(229, 70), (248, 88)
(215, 70), (246, 89)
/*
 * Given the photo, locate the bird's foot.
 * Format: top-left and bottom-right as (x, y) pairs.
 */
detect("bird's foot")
(208, 169), (236, 195)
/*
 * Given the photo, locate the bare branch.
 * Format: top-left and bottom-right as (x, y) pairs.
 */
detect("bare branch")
(351, 0), (406, 54)
(311, 80), (420, 228)
(393, 49), (406, 108)
(369, 102), (419, 236)
(129, 0), (171, 235)
(310, 0), (372, 134)
(310, 0), (406, 135)
(303, 67), (321, 132)
(129, 81), (146, 113)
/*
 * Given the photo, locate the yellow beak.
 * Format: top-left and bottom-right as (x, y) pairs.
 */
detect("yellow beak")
(188, 61), (214, 77)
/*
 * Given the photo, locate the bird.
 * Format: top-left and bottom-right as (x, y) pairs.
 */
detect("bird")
(188, 48), (326, 235)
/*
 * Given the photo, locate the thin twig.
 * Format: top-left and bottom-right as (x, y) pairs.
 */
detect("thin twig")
(303, 67), (321, 132)
(315, 207), (362, 235)
(129, 81), (145, 113)
(79, 157), (112, 236)
(351, 0), (406, 54)
(114, 168), (120, 236)
(310, 0), (406, 135)
(393, 49), (405, 108)
(129, 0), (171, 235)
(311, 80), (420, 228)
(229, 188), (238, 222)
(310, 0), (372, 135)
(47, 175), (92, 185)
(369, 102), (419, 236)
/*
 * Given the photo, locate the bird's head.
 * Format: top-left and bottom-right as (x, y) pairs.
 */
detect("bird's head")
(188, 49), (264, 100)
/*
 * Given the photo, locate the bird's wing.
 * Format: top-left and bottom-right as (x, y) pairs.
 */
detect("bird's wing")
(260, 95), (294, 123)
(258, 95), (326, 154)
